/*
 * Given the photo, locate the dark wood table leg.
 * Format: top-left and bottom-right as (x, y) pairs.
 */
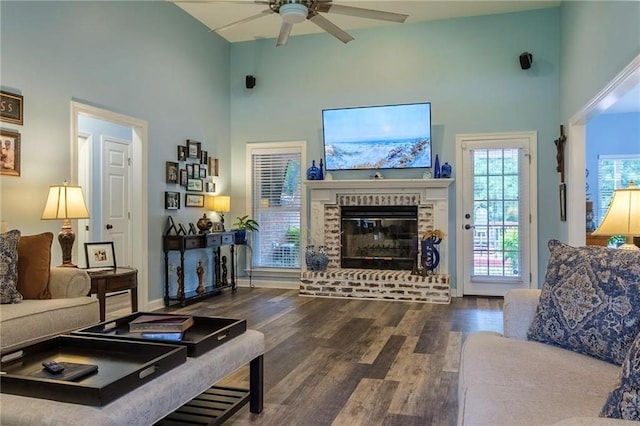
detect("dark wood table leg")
(130, 287), (138, 313)
(249, 354), (263, 414)
(97, 278), (106, 322)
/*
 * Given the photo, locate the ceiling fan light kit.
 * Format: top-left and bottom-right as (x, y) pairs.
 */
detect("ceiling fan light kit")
(280, 3), (308, 24)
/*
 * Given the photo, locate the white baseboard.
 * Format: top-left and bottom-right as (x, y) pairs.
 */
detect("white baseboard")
(236, 278), (298, 289)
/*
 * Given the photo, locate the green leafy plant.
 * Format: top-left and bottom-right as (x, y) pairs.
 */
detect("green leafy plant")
(233, 215), (259, 232)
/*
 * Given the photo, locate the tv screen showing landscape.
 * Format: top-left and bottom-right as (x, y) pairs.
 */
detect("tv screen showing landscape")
(322, 102), (431, 171)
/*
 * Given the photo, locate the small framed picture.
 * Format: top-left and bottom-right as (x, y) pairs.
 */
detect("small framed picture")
(212, 222), (224, 232)
(209, 158), (219, 177)
(187, 178), (203, 192)
(0, 91), (24, 125)
(201, 150), (208, 165)
(177, 145), (187, 162)
(179, 169), (187, 186)
(166, 161), (178, 184)
(186, 163), (194, 178)
(206, 182), (215, 193)
(84, 242), (117, 270)
(1, 129), (21, 177)
(187, 139), (201, 159)
(199, 166), (206, 179)
(185, 194), (204, 208)
(165, 191), (180, 210)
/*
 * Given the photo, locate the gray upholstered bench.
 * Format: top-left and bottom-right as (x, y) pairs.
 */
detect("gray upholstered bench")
(0, 329), (264, 425)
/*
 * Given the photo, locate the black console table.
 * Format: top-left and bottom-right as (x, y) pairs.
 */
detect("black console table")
(163, 232), (238, 307)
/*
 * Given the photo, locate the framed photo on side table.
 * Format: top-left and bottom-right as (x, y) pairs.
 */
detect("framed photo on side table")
(1, 128), (21, 176)
(84, 242), (117, 270)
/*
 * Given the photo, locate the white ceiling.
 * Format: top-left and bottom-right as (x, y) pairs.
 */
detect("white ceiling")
(171, 0), (639, 114)
(172, 0), (561, 43)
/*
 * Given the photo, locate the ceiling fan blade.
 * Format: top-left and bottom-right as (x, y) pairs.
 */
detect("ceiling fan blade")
(213, 8), (274, 32)
(276, 22), (294, 46)
(308, 13), (354, 44)
(317, 4), (408, 23)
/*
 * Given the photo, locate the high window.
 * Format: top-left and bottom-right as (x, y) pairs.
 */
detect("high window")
(247, 142), (303, 269)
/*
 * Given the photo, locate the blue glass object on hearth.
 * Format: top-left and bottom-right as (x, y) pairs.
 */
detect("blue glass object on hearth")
(434, 154), (441, 178)
(441, 162), (452, 178)
(306, 160), (320, 180)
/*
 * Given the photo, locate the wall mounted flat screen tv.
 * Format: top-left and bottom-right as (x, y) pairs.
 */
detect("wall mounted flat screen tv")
(322, 102), (431, 171)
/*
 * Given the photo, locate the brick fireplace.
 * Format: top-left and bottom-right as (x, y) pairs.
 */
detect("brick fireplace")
(301, 178), (453, 303)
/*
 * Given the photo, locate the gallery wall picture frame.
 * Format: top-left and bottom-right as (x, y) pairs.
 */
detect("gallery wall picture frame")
(179, 169), (188, 186)
(186, 163), (194, 178)
(187, 139), (201, 159)
(0, 91), (24, 125)
(201, 150), (208, 165)
(185, 193), (205, 208)
(165, 161), (178, 184)
(177, 145), (187, 162)
(165, 191), (180, 210)
(199, 166), (206, 179)
(206, 182), (215, 193)
(84, 241), (117, 270)
(187, 178), (203, 192)
(0, 128), (21, 176)
(209, 157), (219, 177)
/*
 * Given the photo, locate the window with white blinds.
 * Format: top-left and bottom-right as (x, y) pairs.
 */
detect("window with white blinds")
(597, 155), (640, 226)
(249, 145), (302, 269)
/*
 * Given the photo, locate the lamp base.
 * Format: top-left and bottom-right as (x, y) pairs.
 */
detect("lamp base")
(58, 219), (78, 268)
(618, 243), (640, 251)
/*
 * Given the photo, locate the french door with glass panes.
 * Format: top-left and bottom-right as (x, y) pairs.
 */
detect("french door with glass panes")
(456, 132), (537, 296)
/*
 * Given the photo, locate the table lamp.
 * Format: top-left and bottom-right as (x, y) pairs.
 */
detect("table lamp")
(592, 181), (640, 250)
(208, 195), (231, 231)
(41, 181), (90, 266)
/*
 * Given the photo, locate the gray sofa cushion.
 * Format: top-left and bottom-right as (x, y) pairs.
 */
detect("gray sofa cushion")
(527, 240), (640, 365)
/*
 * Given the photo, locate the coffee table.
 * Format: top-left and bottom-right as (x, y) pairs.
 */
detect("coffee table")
(0, 329), (264, 425)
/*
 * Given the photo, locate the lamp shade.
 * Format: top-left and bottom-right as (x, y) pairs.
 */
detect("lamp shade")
(41, 183), (90, 220)
(209, 195), (231, 213)
(593, 181), (640, 237)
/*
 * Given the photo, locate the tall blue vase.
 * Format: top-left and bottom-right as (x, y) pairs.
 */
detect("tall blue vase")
(434, 154), (441, 178)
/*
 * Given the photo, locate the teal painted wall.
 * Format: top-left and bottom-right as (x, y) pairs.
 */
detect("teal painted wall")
(0, 1), (230, 301)
(229, 8), (561, 288)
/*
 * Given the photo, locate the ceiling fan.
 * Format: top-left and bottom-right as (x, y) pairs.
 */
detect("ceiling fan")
(177, 0), (408, 47)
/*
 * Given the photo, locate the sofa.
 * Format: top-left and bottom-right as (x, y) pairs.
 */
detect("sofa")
(458, 240), (640, 425)
(1, 230), (100, 353)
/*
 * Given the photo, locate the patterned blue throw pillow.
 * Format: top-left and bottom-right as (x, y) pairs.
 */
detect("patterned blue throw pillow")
(600, 332), (640, 419)
(527, 240), (640, 365)
(0, 229), (23, 304)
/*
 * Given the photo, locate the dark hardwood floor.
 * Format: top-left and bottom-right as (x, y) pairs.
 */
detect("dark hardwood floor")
(106, 288), (503, 425)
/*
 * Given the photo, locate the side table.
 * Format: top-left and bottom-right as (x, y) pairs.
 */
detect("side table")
(87, 267), (138, 321)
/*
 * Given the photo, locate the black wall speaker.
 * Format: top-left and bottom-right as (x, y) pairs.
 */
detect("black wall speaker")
(519, 52), (533, 70)
(245, 75), (256, 89)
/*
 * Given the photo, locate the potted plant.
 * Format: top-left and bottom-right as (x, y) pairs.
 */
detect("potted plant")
(232, 215), (259, 244)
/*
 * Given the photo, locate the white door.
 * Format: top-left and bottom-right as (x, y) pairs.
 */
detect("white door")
(102, 137), (132, 267)
(456, 132), (538, 296)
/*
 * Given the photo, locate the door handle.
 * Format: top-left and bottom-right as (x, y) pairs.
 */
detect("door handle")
(464, 224), (475, 230)
(106, 224), (113, 230)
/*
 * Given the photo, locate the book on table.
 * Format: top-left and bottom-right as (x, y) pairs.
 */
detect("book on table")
(129, 315), (194, 333)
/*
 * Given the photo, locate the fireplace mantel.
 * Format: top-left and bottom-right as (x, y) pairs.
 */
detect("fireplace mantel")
(305, 178), (453, 190)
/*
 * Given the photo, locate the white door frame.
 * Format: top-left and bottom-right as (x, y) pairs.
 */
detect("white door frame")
(70, 102), (149, 312)
(566, 54), (640, 246)
(455, 131), (538, 297)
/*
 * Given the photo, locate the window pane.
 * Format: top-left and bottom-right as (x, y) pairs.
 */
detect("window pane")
(251, 151), (302, 269)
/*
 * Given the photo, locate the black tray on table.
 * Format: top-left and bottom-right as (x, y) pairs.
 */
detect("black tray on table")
(73, 312), (247, 357)
(0, 335), (187, 406)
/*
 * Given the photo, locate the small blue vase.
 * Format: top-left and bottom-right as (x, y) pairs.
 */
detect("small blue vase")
(434, 155), (441, 178)
(441, 162), (452, 178)
(306, 160), (320, 180)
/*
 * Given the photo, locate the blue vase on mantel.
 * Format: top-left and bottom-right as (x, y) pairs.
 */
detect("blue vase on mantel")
(434, 154), (441, 178)
(306, 160), (321, 180)
(441, 162), (452, 178)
